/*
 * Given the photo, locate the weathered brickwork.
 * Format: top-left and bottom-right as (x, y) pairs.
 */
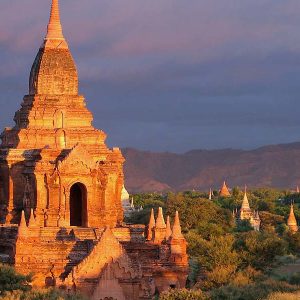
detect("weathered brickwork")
(0, 1), (188, 299)
(29, 48), (78, 95)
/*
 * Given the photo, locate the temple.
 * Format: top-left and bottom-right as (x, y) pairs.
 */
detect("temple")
(0, 1), (188, 299)
(234, 187), (260, 231)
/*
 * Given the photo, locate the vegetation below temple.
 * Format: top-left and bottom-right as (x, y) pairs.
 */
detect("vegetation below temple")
(126, 188), (300, 299)
(2, 187), (300, 299)
(0, 264), (86, 299)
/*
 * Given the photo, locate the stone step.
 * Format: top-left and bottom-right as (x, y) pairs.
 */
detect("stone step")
(72, 228), (97, 240)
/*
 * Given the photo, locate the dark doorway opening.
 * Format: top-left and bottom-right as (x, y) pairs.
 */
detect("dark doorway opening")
(70, 183), (87, 227)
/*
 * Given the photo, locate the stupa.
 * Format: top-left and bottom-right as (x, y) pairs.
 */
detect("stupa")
(0, 1), (188, 299)
(287, 203), (298, 233)
(219, 181), (231, 197)
(235, 187), (260, 231)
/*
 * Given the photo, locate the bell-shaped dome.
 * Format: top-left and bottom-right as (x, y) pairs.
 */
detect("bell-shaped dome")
(29, 0), (78, 96)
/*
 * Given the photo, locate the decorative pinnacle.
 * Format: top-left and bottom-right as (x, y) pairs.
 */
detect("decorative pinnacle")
(45, 0), (64, 40)
(18, 210), (28, 237)
(241, 185), (250, 210)
(166, 216), (172, 240)
(171, 211), (183, 239)
(19, 210), (27, 228)
(149, 208), (155, 227)
(147, 208), (155, 240)
(156, 207), (166, 228)
(28, 209), (37, 228)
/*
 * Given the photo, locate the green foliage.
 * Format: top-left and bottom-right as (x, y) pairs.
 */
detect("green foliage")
(125, 193), (166, 224)
(166, 196), (234, 234)
(159, 288), (206, 300)
(210, 279), (298, 300)
(235, 220), (253, 232)
(131, 193), (165, 209)
(0, 290), (86, 300)
(0, 265), (85, 300)
(259, 211), (285, 233)
(266, 291), (300, 300)
(235, 231), (287, 269)
(285, 232), (300, 253)
(288, 273), (300, 285)
(0, 265), (32, 295)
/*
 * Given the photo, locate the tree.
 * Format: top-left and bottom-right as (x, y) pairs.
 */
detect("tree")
(159, 288), (206, 300)
(0, 264), (32, 295)
(235, 231), (287, 269)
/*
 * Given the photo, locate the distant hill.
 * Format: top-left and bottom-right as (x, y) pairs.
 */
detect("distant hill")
(122, 142), (300, 192)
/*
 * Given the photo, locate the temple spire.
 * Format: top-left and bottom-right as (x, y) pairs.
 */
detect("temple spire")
(28, 209), (37, 228)
(19, 210), (27, 228)
(171, 211), (183, 239)
(45, 0), (64, 40)
(147, 208), (155, 240)
(288, 203), (298, 233)
(18, 210), (29, 237)
(166, 216), (172, 240)
(209, 188), (212, 200)
(156, 207), (166, 228)
(241, 186), (250, 210)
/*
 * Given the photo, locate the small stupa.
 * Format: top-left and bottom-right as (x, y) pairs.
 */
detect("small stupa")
(287, 203), (298, 233)
(219, 181), (231, 197)
(235, 186), (260, 231)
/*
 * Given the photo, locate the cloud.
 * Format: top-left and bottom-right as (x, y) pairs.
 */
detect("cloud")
(0, 0), (300, 152)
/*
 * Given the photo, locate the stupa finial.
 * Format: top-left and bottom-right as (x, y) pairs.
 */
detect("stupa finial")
(147, 208), (155, 240)
(28, 209), (37, 228)
(156, 207), (166, 229)
(241, 185), (250, 210)
(45, 0), (64, 40)
(171, 211), (184, 239)
(165, 216), (172, 240)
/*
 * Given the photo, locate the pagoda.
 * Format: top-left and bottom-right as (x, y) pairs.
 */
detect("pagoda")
(0, 1), (188, 299)
(287, 203), (298, 233)
(219, 181), (231, 197)
(235, 187), (260, 231)
(0, 0), (124, 228)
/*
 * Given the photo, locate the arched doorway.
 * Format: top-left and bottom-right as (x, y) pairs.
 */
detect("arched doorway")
(69, 183), (87, 227)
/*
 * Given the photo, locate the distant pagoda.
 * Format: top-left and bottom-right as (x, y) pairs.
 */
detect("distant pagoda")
(234, 187), (260, 231)
(287, 203), (298, 233)
(219, 181), (231, 197)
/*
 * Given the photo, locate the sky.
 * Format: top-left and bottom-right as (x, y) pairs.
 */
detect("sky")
(0, 0), (300, 153)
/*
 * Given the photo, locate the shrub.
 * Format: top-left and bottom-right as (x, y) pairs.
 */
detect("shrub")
(230, 266), (261, 286)
(289, 272), (300, 285)
(0, 265), (32, 295)
(266, 291), (300, 300)
(210, 279), (298, 300)
(0, 289), (86, 300)
(159, 288), (206, 300)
